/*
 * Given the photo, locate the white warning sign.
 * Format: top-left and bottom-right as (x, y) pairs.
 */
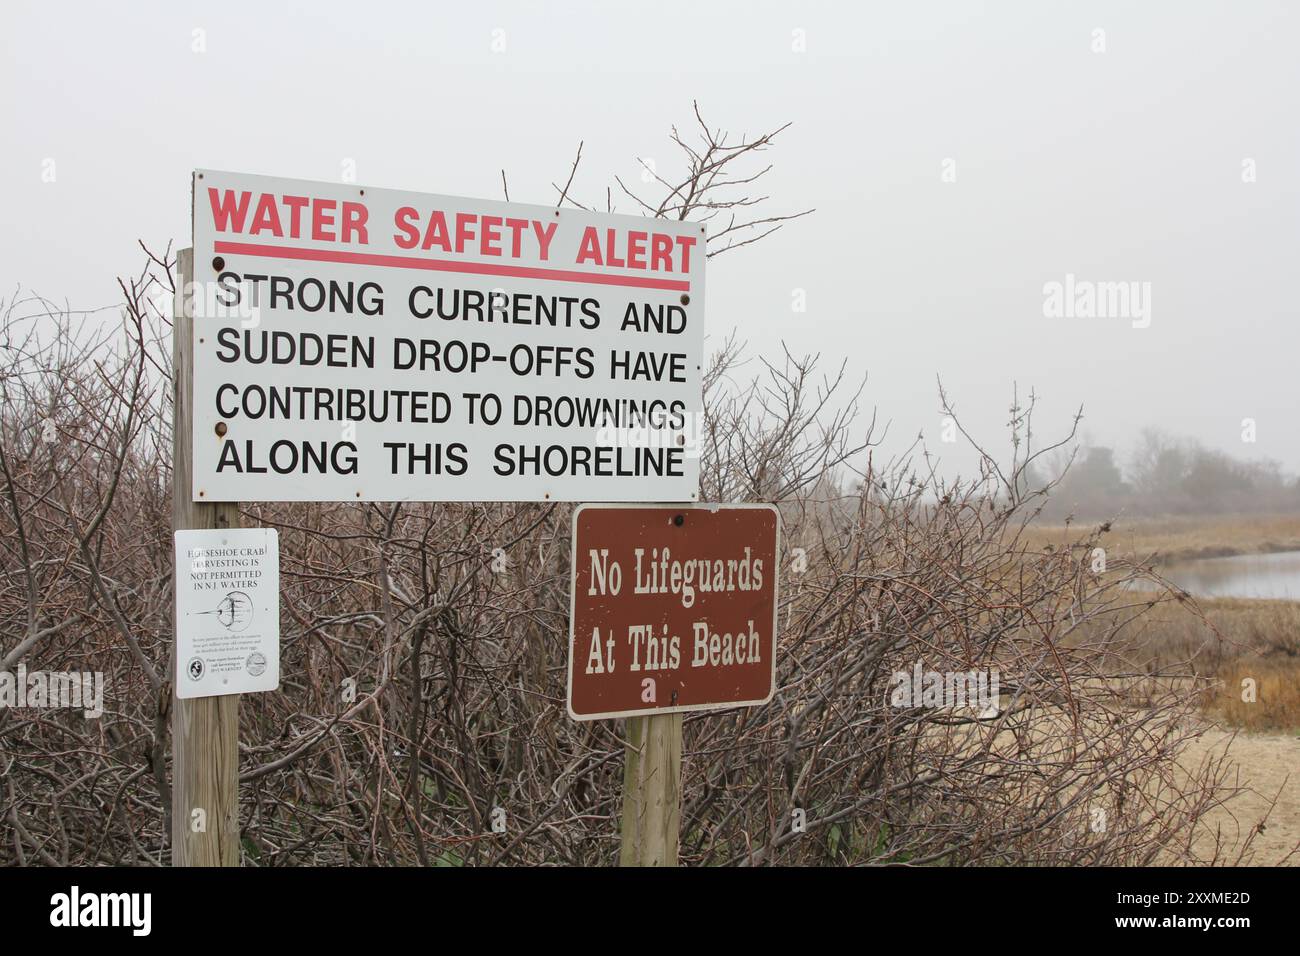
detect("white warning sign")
(174, 528), (279, 698)
(190, 169), (706, 502)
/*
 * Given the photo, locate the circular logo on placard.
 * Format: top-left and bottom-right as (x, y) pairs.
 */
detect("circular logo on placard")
(246, 651), (267, 677)
(215, 591), (254, 632)
(187, 657), (205, 681)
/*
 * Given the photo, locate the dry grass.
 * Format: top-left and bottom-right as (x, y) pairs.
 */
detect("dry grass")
(1119, 591), (1300, 671)
(1076, 590), (1300, 731)
(1208, 662), (1300, 733)
(1024, 513), (1300, 564)
(1021, 515), (1300, 733)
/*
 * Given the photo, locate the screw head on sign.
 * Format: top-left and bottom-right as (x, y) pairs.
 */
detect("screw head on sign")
(680, 294), (690, 306)
(212, 256), (225, 271)
(215, 421), (227, 437)
(674, 514), (684, 527)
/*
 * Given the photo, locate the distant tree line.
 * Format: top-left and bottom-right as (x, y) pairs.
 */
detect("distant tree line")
(1034, 428), (1300, 518)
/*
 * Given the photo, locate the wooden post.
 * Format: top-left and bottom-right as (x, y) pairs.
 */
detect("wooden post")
(171, 247), (241, 866)
(619, 712), (682, 866)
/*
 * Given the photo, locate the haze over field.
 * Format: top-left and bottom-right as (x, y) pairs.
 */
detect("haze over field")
(3, 0), (1298, 480)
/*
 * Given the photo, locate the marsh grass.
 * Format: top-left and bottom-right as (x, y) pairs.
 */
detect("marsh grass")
(1024, 514), (1300, 565)
(1021, 515), (1300, 732)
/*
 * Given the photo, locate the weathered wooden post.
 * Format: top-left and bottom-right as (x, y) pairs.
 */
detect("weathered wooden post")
(619, 712), (682, 866)
(171, 247), (241, 866)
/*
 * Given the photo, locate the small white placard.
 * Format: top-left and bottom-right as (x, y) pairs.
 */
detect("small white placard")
(175, 528), (279, 698)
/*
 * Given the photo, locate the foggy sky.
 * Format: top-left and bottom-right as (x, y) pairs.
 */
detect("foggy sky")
(3, 0), (1297, 480)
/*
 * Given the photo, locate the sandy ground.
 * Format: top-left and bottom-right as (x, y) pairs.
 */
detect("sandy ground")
(1182, 726), (1300, 865)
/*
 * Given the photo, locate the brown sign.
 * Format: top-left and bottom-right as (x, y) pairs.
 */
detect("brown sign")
(567, 503), (780, 721)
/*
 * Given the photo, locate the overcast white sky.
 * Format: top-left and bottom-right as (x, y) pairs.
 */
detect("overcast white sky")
(3, 0), (1297, 479)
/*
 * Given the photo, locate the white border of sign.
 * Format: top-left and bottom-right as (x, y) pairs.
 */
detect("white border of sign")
(190, 169), (706, 504)
(565, 501), (781, 722)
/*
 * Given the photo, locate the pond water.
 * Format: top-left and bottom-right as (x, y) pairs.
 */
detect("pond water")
(1155, 550), (1300, 601)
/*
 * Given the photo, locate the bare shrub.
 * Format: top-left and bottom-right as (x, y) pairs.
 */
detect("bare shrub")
(0, 110), (1254, 866)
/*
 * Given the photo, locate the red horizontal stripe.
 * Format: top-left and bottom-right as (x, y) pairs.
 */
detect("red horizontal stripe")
(212, 241), (692, 292)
